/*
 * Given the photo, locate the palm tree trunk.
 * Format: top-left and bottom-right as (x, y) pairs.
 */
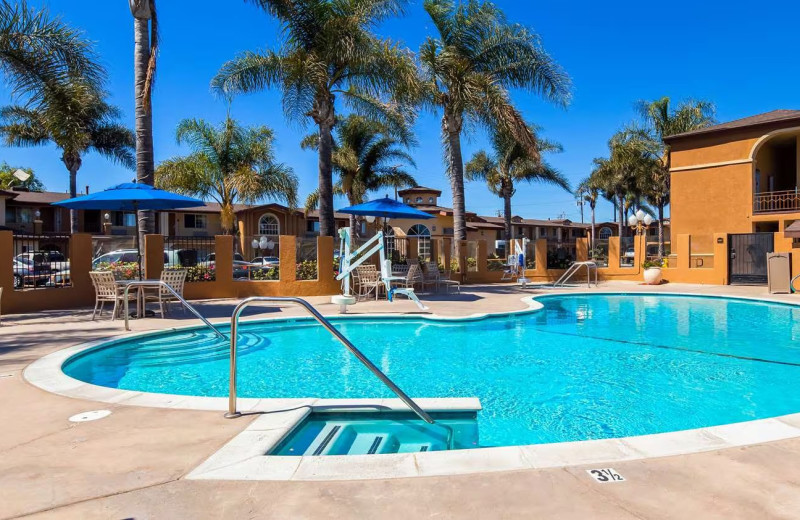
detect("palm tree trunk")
(502, 189), (512, 242)
(657, 203), (665, 258)
(314, 94), (336, 237)
(617, 194), (625, 238)
(68, 166), (79, 234)
(133, 13), (155, 245)
(349, 214), (358, 241)
(443, 111), (467, 271)
(590, 204), (596, 253)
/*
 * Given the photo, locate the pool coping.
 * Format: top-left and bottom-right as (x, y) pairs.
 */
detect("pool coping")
(22, 290), (800, 480)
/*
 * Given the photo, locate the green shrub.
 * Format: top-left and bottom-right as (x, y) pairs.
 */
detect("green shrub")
(251, 267), (279, 280)
(296, 260), (317, 280)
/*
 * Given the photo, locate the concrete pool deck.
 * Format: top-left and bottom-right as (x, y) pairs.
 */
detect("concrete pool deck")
(2, 282), (800, 518)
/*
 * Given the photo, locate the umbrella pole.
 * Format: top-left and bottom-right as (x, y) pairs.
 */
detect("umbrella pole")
(134, 201), (143, 281)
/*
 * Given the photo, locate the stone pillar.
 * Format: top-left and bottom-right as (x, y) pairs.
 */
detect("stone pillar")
(70, 233), (92, 290)
(144, 234), (164, 279)
(576, 237), (589, 262)
(318, 235), (334, 281)
(0, 230), (14, 290)
(535, 238), (547, 274)
(215, 235), (234, 283)
(608, 237), (621, 269)
(477, 239), (488, 275)
(714, 233), (728, 284)
(279, 235), (296, 282)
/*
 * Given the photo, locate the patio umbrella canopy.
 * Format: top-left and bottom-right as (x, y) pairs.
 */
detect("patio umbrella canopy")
(52, 183), (206, 279)
(338, 197), (434, 220)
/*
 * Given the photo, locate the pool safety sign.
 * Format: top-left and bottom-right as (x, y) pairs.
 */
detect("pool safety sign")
(586, 468), (625, 483)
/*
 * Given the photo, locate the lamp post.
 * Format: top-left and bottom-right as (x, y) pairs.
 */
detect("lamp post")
(627, 209), (653, 236)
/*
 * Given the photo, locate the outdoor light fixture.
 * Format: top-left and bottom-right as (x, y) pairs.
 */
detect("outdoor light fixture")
(34, 210), (41, 219)
(628, 211), (653, 235)
(259, 236), (270, 250)
(104, 213), (110, 221)
(251, 238), (259, 250)
(366, 215), (376, 224)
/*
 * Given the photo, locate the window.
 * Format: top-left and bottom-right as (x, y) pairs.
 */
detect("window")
(407, 224), (431, 261)
(306, 220), (320, 233)
(428, 197), (434, 203)
(258, 214), (280, 236)
(112, 212), (136, 227)
(184, 214), (207, 229)
(5, 207), (32, 223)
(415, 197), (423, 203)
(599, 227), (613, 240)
(405, 198), (410, 204)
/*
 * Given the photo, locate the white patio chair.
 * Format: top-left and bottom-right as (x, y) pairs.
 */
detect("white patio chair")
(90, 271), (137, 321)
(144, 269), (188, 317)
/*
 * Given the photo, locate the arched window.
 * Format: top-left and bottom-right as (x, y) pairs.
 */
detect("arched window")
(428, 197), (434, 203)
(599, 227), (613, 240)
(407, 224), (431, 261)
(415, 196), (423, 203)
(258, 214), (280, 236)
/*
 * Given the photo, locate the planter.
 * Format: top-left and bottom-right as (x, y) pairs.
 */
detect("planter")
(643, 267), (663, 285)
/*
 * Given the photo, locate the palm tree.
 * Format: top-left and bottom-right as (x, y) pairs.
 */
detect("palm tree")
(576, 177), (600, 252)
(0, 0), (104, 102)
(0, 81), (135, 233)
(129, 0), (158, 245)
(212, 0), (417, 238)
(590, 132), (654, 239)
(155, 117), (298, 234)
(466, 130), (569, 241)
(418, 0), (571, 260)
(635, 97), (715, 257)
(303, 115), (416, 238)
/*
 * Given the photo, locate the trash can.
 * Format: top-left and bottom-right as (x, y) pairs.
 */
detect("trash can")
(767, 252), (791, 294)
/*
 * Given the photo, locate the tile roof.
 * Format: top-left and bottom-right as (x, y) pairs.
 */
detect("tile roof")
(6, 191), (71, 204)
(397, 186), (443, 196)
(664, 110), (800, 141)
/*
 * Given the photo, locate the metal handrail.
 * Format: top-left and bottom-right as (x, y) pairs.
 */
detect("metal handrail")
(123, 281), (226, 341)
(554, 261), (598, 288)
(225, 296), (435, 425)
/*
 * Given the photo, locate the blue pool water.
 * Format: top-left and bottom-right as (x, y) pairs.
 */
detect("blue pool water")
(63, 294), (800, 447)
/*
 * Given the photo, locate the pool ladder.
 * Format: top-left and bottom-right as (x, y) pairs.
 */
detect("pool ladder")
(225, 297), (437, 428)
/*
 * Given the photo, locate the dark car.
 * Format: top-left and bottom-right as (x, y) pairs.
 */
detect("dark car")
(13, 259), (51, 288)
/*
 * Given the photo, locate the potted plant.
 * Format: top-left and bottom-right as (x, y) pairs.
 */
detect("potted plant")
(642, 258), (665, 285)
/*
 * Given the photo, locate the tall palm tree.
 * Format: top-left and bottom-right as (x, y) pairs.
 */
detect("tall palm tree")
(466, 129), (569, 241)
(0, 0), (103, 102)
(129, 0), (158, 245)
(576, 177), (600, 252)
(0, 81), (135, 233)
(635, 97), (715, 257)
(212, 0), (417, 238)
(304, 115), (416, 238)
(419, 0), (571, 258)
(155, 117), (298, 234)
(590, 132), (654, 239)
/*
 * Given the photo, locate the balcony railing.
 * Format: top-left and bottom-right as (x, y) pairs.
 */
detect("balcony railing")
(754, 189), (800, 213)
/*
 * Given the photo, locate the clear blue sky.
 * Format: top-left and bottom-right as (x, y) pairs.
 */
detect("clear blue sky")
(3, 0), (798, 223)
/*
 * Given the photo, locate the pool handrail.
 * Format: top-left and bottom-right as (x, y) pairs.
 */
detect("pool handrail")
(553, 261), (598, 288)
(225, 296), (435, 426)
(122, 281), (226, 341)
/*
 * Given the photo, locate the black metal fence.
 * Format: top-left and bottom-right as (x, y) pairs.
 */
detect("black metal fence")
(164, 236), (216, 282)
(12, 234), (71, 290)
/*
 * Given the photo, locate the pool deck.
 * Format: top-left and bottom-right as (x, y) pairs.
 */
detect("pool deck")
(2, 282), (800, 519)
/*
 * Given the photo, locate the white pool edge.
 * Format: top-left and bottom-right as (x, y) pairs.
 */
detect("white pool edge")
(23, 290), (800, 481)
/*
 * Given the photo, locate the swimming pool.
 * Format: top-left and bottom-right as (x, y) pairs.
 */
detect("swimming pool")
(62, 294), (800, 447)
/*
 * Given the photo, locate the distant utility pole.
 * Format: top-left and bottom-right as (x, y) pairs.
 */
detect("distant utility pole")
(576, 198), (584, 223)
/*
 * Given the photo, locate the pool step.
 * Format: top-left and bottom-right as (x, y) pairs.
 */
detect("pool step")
(304, 424), (436, 455)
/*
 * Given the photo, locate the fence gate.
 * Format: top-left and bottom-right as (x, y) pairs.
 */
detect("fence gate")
(728, 233), (774, 285)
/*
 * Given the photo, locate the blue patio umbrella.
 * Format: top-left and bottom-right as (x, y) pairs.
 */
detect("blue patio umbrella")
(53, 182), (206, 279)
(338, 197), (434, 220)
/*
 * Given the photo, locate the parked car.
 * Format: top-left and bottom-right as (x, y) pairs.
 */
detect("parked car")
(13, 259), (50, 288)
(252, 256), (280, 268)
(624, 247), (635, 258)
(15, 251), (69, 273)
(92, 249), (140, 269)
(91, 248), (199, 270)
(201, 253), (257, 279)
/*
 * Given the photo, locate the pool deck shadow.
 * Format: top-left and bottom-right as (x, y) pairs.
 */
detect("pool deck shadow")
(3, 281), (800, 519)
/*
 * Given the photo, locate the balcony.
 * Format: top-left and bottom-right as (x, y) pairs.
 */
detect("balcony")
(753, 189), (800, 214)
